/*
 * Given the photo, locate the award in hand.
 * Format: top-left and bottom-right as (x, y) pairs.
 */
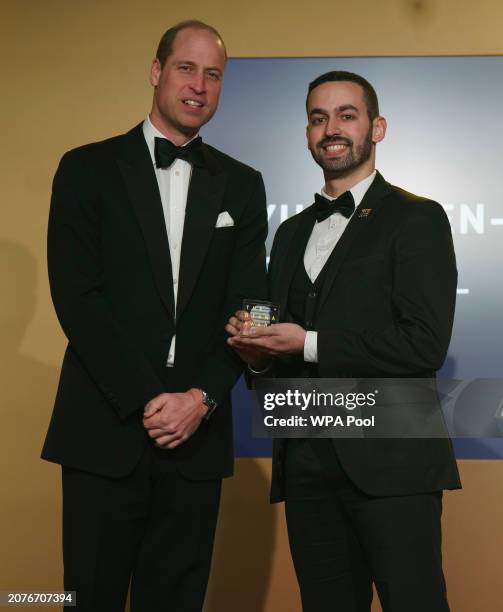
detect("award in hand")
(242, 299), (280, 330)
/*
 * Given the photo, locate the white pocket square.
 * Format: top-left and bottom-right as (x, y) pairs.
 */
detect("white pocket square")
(215, 211), (234, 228)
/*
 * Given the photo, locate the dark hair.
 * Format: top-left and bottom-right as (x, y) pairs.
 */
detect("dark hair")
(306, 70), (379, 120)
(155, 20), (227, 67)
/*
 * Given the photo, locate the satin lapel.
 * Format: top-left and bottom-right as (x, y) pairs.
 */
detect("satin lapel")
(273, 208), (316, 320)
(116, 124), (175, 320)
(316, 172), (392, 316)
(176, 147), (226, 318)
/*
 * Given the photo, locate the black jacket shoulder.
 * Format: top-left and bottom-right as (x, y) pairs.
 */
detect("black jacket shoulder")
(59, 132), (124, 165)
(202, 142), (261, 179)
(386, 183), (449, 223)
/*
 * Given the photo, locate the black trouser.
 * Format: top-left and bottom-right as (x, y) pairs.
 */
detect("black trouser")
(284, 438), (449, 612)
(62, 444), (221, 612)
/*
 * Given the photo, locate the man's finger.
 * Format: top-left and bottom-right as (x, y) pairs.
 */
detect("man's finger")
(166, 440), (183, 449)
(145, 423), (178, 437)
(228, 337), (267, 352)
(154, 433), (181, 447)
(232, 334), (273, 347)
(143, 411), (176, 431)
(146, 427), (168, 439)
(143, 408), (159, 421)
(166, 433), (190, 449)
(241, 324), (275, 337)
(144, 394), (167, 416)
(225, 322), (239, 336)
(156, 429), (191, 448)
(235, 310), (249, 322)
(143, 411), (165, 427)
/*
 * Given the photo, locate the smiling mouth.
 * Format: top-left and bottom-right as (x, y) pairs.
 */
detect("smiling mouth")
(182, 99), (204, 108)
(323, 143), (348, 152)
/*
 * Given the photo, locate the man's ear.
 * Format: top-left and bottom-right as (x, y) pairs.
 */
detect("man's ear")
(372, 116), (387, 144)
(149, 58), (161, 87)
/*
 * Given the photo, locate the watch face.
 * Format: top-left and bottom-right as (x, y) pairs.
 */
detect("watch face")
(202, 391), (217, 410)
(207, 397), (217, 410)
(202, 393), (217, 420)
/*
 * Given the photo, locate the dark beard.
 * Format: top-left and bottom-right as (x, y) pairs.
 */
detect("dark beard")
(310, 127), (373, 177)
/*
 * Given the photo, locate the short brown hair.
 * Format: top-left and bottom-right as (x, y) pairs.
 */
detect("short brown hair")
(307, 70), (380, 120)
(155, 20), (227, 67)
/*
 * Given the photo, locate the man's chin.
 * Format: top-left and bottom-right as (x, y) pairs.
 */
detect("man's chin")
(320, 159), (354, 175)
(313, 151), (351, 172)
(179, 110), (214, 132)
(178, 121), (206, 138)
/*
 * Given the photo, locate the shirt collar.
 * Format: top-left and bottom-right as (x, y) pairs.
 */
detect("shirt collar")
(142, 114), (199, 166)
(320, 170), (377, 209)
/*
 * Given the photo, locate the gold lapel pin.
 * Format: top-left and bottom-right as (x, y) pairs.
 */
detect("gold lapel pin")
(358, 208), (372, 218)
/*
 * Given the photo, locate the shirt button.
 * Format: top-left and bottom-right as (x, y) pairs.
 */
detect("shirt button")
(172, 243), (178, 249)
(309, 291), (317, 298)
(173, 278), (178, 285)
(175, 171), (180, 176)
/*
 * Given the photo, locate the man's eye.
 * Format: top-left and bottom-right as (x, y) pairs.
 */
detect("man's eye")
(208, 71), (221, 81)
(179, 65), (191, 72)
(342, 114), (355, 120)
(311, 117), (325, 125)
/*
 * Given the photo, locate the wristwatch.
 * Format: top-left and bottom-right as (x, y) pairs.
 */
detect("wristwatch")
(200, 389), (217, 420)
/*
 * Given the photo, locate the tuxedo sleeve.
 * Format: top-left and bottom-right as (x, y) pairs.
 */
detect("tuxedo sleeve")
(317, 202), (457, 375)
(48, 152), (165, 420)
(241, 217), (290, 389)
(197, 171), (268, 403)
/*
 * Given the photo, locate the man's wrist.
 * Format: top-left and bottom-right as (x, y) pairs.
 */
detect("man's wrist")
(248, 361), (272, 375)
(193, 388), (217, 420)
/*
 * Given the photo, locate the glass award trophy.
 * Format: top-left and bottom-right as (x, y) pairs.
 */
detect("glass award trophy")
(242, 299), (280, 329)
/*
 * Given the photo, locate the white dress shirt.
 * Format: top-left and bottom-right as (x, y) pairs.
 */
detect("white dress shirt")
(303, 171), (377, 363)
(142, 115), (198, 366)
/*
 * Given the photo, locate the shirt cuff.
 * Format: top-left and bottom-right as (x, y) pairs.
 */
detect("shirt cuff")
(304, 331), (318, 363)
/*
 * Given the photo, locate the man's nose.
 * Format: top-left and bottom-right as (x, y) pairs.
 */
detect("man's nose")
(325, 117), (342, 136)
(190, 71), (206, 94)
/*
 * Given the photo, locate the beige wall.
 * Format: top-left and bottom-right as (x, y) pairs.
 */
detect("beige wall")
(1, 0), (502, 609)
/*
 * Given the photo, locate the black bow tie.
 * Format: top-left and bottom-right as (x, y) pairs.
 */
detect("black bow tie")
(314, 191), (355, 222)
(154, 136), (204, 169)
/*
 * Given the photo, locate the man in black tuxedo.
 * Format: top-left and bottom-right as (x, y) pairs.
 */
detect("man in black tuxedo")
(227, 71), (460, 611)
(42, 20), (267, 611)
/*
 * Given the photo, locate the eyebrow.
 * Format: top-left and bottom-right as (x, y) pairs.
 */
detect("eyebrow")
(175, 60), (223, 73)
(309, 104), (359, 117)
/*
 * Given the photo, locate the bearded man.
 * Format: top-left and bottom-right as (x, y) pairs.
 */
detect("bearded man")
(228, 70), (460, 612)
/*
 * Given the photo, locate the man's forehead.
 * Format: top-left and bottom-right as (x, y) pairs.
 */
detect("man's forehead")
(171, 27), (225, 57)
(308, 81), (366, 110)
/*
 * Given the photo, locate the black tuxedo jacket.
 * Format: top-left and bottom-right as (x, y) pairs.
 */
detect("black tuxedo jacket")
(268, 172), (461, 501)
(42, 122), (267, 480)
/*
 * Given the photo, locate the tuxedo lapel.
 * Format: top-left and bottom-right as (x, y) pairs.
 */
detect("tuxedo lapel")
(316, 172), (391, 316)
(176, 146), (226, 318)
(273, 208), (316, 319)
(116, 123), (175, 320)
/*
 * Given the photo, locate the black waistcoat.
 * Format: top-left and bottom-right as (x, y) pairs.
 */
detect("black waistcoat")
(284, 255), (330, 378)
